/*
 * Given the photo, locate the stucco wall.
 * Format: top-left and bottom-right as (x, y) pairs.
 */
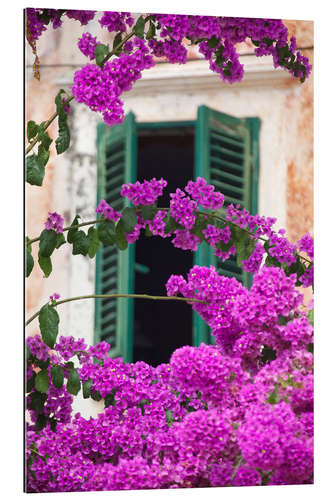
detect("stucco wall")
(25, 15), (314, 393)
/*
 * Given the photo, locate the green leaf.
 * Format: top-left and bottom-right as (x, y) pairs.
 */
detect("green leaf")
(67, 215), (81, 243)
(91, 390), (102, 401)
(208, 35), (219, 48)
(115, 221), (128, 250)
(165, 409), (174, 426)
(35, 358), (50, 370)
(55, 233), (66, 249)
(87, 227), (99, 258)
(37, 144), (50, 167)
(41, 132), (52, 150)
(35, 369), (49, 393)
(38, 254), (52, 277)
(55, 121), (70, 154)
(264, 240), (270, 253)
(39, 303), (59, 348)
(49, 417), (57, 432)
(145, 226), (153, 237)
(26, 372), (36, 393)
(51, 365), (64, 388)
(265, 253), (281, 268)
(55, 89), (67, 123)
(39, 229), (57, 258)
(121, 207), (137, 232)
(98, 220), (116, 246)
(35, 414), (48, 431)
(26, 249), (34, 277)
(190, 213), (208, 241)
(82, 379), (93, 399)
(27, 391), (48, 413)
(26, 154), (45, 186)
(112, 33), (123, 55)
(72, 230), (90, 256)
(146, 20), (156, 40)
(307, 309), (314, 326)
(66, 368), (81, 395)
(267, 385), (280, 405)
(95, 43), (109, 66)
(140, 204), (157, 221)
(104, 388), (116, 408)
(164, 214), (184, 234)
(55, 90), (70, 154)
(278, 315), (289, 326)
(27, 120), (39, 140)
(234, 232), (256, 267)
(36, 128), (52, 151)
(26, 236), (32, 252)
(134, 16), (146, 38)
(26, 344), (32, 361)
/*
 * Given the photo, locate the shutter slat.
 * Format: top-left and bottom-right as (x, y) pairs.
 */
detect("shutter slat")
(210, 144), (244, 163)
(102, 253), (118, 268)
(105, 150), (125, 164)
(210, 126), (244, 143)
(210, 178), (244, 197)
(101, 275), (118, 289)
(105, 173), (125, 190)
(101, 311), (117, 324)
(95, 113), (137, 362)
(105, 162), (124, 177)
(101, 302), (116, 316)
(211, 155), (243, 173)
(194, 105), (259, 346)
(210, 167), (244, 186)
(210, 131), (244, 150)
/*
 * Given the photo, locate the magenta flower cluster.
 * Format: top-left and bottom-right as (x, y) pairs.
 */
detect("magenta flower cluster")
(298, 232), (314, 260)
(77, 32), (98, 60)
(116, 177), (313, 290)
(185, 177), (224, 210)
(96, 198), (121, 222)
(99, 11), (134, 32)
(120, 178), (167, 206)
(27, 10), (311, 125)
(71, 37), (154, 126)
(26, 268), (313, 491)
(26, 9), (96, 45)
(166, 264), (310, 362)
(170, 189), (198, 230)
(44, 211), (64, 234)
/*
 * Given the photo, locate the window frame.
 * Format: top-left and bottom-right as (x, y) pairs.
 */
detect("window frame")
(95, 112), (260, 359)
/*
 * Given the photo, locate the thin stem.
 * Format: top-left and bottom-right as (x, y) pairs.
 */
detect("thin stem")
(27, 219), (101, 245)
(162, 207), (313, 265)
(25, 18), (151, 155)
(25, 96), (74, 155)
(25, 293), (206, 326)
(231, 455), (244, 481)
(26, 207), (312, 266)
(101, 31), (135, 66)
(100, 15), (152, 66)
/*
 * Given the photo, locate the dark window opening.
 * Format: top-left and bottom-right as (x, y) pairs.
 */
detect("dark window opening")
(133, 128), (194, 366)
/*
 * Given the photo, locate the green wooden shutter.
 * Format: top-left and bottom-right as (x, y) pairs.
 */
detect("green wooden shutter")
(95, 113), (137, 362)
(193, 105), (260, 345)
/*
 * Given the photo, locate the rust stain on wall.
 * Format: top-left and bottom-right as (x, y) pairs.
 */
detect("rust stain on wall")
(286, 46), (313, 245)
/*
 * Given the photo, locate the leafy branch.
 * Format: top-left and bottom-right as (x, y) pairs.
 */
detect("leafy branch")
(25, 293), (206, 326)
